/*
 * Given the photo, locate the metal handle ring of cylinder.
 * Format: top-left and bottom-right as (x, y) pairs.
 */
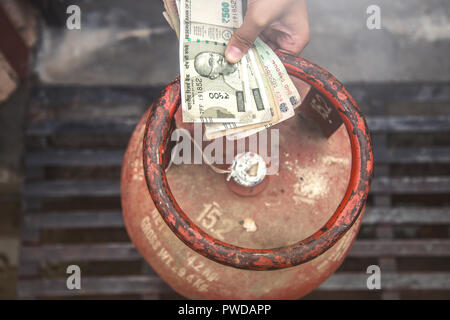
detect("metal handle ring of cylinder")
(142, 52), (374, 271)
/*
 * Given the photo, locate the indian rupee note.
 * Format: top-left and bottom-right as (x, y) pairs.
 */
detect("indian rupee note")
(205, 38), (300, 139)
(225, 38), (302, 139)
(204, 48), (282, 138)
(255, 38), (301, 112)
(180, 0), (272, 123)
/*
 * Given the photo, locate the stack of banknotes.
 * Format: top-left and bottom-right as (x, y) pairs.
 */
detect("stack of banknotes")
(163, 0), (301, 140)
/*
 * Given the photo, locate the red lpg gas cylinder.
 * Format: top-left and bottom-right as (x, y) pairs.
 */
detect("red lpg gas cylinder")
(121, 53), (373, 299)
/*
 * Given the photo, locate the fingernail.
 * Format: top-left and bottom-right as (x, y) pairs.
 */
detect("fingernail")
(226, 46), (243, 63)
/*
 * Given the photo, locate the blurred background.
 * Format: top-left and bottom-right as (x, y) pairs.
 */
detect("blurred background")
(0, 0), (449, 299)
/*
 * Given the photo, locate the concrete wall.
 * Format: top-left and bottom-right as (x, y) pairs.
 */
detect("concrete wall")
(34, 0), (450, 85)
(303, 0), (450, 82)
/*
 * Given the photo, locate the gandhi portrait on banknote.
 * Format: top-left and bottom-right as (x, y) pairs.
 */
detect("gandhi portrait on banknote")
(194, 52), (238, 80)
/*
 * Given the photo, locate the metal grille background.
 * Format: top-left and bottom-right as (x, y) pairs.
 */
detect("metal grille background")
(18, 83), (450, 299)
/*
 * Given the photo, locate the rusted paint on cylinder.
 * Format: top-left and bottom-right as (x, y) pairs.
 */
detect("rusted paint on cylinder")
(121, 54), (373, 299)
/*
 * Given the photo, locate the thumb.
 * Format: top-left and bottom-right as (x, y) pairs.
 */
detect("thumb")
(225, 14), (266, 64)
(225, 0), (292, 64)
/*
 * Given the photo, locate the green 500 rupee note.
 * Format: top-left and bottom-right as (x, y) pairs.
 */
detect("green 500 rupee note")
(205, 38), (300, 139)
(180, 0), (272, 124)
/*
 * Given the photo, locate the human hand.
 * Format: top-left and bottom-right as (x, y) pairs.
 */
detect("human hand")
(225, 0), (310, 63)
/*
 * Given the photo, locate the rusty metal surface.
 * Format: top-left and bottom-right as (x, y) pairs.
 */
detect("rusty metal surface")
(17, 81), (450, 299)
(141, 54), (373, 271)
(122, 103), (362, 299)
